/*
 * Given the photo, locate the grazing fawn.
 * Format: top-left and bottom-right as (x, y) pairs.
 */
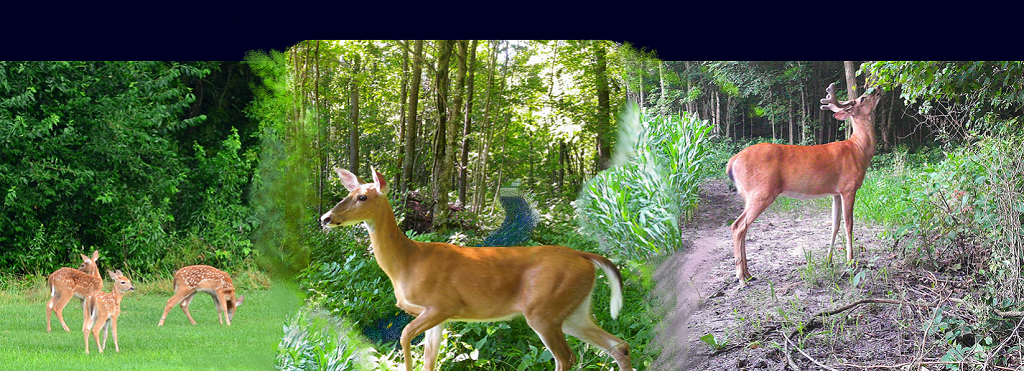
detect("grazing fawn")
(158, 265), (244, 326)
(83, 270), (135, 353)
(319, 168), (632, 371)
(46, 250), (102, 332)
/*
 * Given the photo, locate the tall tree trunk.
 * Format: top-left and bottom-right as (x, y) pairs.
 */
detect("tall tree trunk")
(401, 40), (423, 193)
(442, 40), (466, 206)
(313, 41), (324, 215)
(725, 95), (732, 139)
(558, 140), (566, 195)
(396, 40), (409, 192)
(490, 106), (511, 216)
(844, 60), (858, 139)
(769, 90), (776, 140)
(431, 40), (454, 225)
(883, 91), (895, 152)
(788, 100), (794, 144)
(472, 41), (500, 213)
(684, 61), (696, 113)
(458, 40), (478, 207)
(548, 41), (561, 193)
(658, 61), (667, 115)
(713, 88), (720, 135)
(348, 52), (361, 172)
(801, 84), (807, 144)
(487, 46), (512, 215)
(593, 40), (612, 171)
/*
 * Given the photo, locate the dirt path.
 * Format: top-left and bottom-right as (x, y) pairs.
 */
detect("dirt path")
(650, 178), (931, 370)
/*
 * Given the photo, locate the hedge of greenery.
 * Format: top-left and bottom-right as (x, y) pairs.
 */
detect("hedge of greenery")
(0, 61), (258, 276)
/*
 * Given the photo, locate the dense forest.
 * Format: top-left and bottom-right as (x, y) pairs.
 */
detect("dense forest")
(2, 47), (1023, 370)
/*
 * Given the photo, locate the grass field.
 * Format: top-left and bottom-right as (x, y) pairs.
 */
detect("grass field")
(0, 277), (302, 371)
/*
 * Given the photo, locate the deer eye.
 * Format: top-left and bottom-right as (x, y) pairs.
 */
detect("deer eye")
(357, 195), (367, 201)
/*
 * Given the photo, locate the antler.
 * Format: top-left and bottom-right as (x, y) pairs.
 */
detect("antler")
(819, 83), (854, 111)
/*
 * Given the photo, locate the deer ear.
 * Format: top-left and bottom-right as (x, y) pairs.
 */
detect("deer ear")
(91, 250), (99, 261)
(108, 270), (118, 279)
(833, 110), (852, 121)
(372, 167), (388, 196)
(335, 168), (362, 191)
(81, 254), (90, 262)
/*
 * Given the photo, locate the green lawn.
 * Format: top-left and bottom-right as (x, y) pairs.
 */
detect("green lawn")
(0, 280), (302, 371)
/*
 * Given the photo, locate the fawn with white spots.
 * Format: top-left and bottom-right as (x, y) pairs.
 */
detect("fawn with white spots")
(46, 250), (102, 332)
(158, 265), (244, 326)
(83, 270), (135, 353)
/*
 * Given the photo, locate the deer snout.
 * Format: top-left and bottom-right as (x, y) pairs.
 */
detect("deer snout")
(320, 212), (336, 228)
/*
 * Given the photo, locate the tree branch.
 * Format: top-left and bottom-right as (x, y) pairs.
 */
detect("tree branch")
(795, 298), (938, 337)
(394, 40), (439, 76)
(782, 330), (836, 371)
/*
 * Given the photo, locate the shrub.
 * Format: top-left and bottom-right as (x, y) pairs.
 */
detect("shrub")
(896, 130), (1024, 298)
(576, 104), (714, 260)
(277, 305), (376, 371)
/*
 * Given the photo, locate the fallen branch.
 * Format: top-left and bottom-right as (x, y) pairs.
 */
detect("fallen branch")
(798, 298), (938, 334)
(782, 332), (802, 371)
(816, 298), (937, 318)
(994, 309), (1024, 317)
(837, 359), (1018, 370)
(705, 344), (743, 357)
(984, 314), (1024, 370)
(782, 330), (837, 371)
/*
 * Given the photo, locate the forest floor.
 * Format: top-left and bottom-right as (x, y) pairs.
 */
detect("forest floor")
(651, 178), (957, 371)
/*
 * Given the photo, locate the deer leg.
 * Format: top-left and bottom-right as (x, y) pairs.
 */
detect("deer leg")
(841, 192), (857, 261)
(46, 286), (58, 332)
(101, 319), (110, 352)
(731, 194), (775, 285)
(159, 290), (192, 326)
(83, 322), (91, 354)
(399, 309), (451, 371)
(111, 316), (120, 352)
(828, 195), (842, 263)
(525, 316), (575, 371)
(92, 320), (104, 353)
(51, 292), (75, 332)
(211, 293), (224, 324)
(561, 298), (631, 371)
(422, 323), (445, 371)
(215, 293), (231, 325)
(83, 298), (94, 353)
(180, 292), (199, 325)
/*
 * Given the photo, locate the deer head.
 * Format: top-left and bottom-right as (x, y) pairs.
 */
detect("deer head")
(820, 83), (883, 122)
(320, 167), (390, 229)
(108, 270), (135, 294)
(78, 251), (100, 277)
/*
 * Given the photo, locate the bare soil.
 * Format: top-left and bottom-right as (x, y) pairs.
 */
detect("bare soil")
(650, 178), (949, 371)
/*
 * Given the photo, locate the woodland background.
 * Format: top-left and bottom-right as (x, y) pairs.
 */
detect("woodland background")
(2, 46), (1023, 369)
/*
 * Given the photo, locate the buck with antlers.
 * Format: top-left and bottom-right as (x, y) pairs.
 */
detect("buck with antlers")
(46, 250), (102, 332)
(319, 168), (632, 371)
(83, 270), (135, 353)
(157, 265), (244, 326)
(727, 82), (882, 286)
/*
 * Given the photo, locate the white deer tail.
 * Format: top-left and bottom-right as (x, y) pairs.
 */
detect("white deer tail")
(580, 252), (624, 319)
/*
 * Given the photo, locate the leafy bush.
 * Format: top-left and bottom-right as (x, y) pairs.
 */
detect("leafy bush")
(277, 305), (376, 371)
(576, 106), (714, 260)
(896, 131), (1024, 297)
